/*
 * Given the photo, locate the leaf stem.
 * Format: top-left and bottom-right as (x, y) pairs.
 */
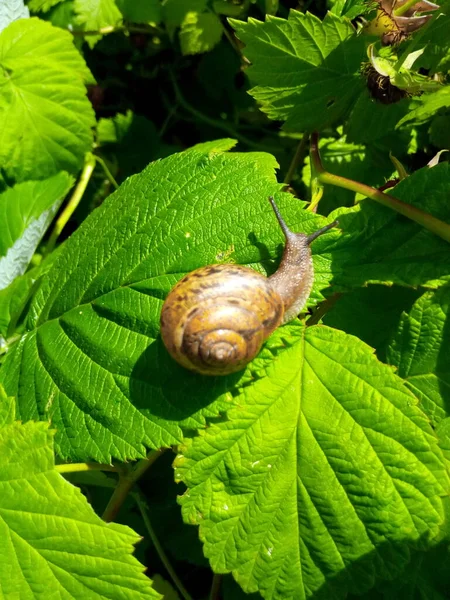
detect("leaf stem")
(56, 462), (118, 474)
(94, 155), (119, 189)
(134, 492), (193, 600)
(283, 132), (308, 185)
(45, 153), (96, 256)
(209, 574), (222, 600)
(310, 132), (450, 243)
(71, 24), (155, 36)
(102, 448), (166, 522)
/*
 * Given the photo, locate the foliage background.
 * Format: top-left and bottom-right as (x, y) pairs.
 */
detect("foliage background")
(0, 0), (450, 599)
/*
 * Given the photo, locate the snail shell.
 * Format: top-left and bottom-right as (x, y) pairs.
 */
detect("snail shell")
(160, 197), (337, 375)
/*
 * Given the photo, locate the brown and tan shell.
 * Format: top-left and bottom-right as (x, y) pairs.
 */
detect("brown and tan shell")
(160, 263), (284, 375)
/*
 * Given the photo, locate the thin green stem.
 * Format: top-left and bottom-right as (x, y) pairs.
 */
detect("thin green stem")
(209, 574), (222, 600)
(71, 25), (154, 36)
(102, 449), (166, 522)
(94, 155), (119, 189)
(45, 154), (96, 256)
(134, 492), (193, 600)
(310, 132), (450, 243)
(169, 71), (280, 153)
(283, 132), (309, 185)
(394, 0), (421, 16)
(56, 462), (118, 474)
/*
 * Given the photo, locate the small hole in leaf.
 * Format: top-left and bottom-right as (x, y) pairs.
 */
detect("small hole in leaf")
(327, 98), (336, 108)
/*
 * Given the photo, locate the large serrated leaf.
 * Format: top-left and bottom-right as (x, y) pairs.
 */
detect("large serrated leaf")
(0, 173), (73, 290)
(0, 145), (338, 463)
(231, 11), (366, 131)
(175, 323), (448, 600)
(387, 285), (450, 426)
(0, 17), (95, 182)
(0, 418), (161, 599)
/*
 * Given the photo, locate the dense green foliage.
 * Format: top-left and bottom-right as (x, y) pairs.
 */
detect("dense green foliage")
(0, 0), (449, 598)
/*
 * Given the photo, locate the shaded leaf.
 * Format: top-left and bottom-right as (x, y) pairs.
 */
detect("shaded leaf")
(323, 285), (422, 362)
(387, 285), (450, 426)
(116, 0), (162, 23)
(397, 87), (450, 128)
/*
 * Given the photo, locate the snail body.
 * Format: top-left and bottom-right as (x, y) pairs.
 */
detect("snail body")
(160, 197), (337, 375)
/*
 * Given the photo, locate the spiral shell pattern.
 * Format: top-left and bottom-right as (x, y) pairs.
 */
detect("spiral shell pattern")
(160, 264), (284, 375)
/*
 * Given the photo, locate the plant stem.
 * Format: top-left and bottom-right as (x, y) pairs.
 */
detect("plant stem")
(394, 0), (421, 16)
(209, 574), (222, 600)
(310, 132), (450, 243)
(56, 462), (118, 474)
(102, 449), (166, 522)
(45, 153), (96, 256)
(134, 492), (193, 600)
(283, 132), (308, 185)
(71, 25), (155, 36)
(94, 155), (119, 189)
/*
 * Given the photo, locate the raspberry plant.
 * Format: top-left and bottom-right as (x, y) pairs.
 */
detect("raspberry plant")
(1, 0), (450, 599)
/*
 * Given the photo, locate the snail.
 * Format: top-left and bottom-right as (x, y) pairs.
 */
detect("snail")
(160, 197), (337, 376)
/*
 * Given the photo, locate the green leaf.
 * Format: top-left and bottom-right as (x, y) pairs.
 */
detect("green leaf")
(386, 285), (450, 427)
(0, 18), (95, 182)
(0, 0), (29, 33)
(323, 285), (422, 362)
(97, 111), (178, 181)
(28, 0), (64, 12)
(179, 11), (223, 55)
(302, 135), (393, 213)
(116, 0), (162, 23)
(0, 145), (338, 462)
(406, 0), (450, 73)
(74, 0), (123, 47)
(230, 11), (366, 131)
(162, 0), (207, 29)
(396, 87), (450, 128)
(176, 323), (448, 600)
(330, 163), (450, 290)
(0, 384), (15, 426)
(0, 267), (40, 338)
(0, 173), (73, 290)
(0, 419), (161, 599)
(429, 114), (450, 149)
(345, 92), (411, 145)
